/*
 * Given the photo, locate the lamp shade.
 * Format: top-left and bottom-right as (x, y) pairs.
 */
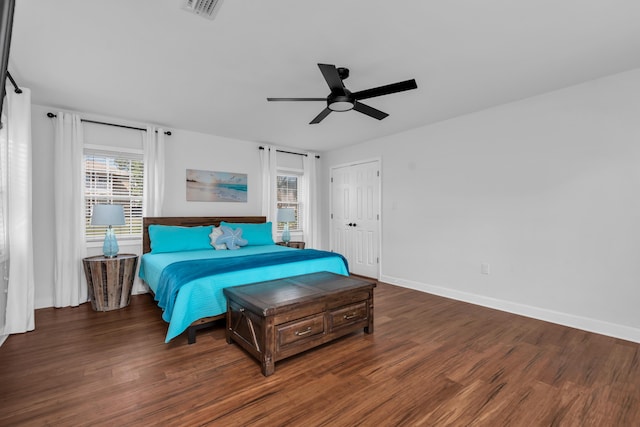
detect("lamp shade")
(91, 204), (125, 226)
(277, 208), (295, 223)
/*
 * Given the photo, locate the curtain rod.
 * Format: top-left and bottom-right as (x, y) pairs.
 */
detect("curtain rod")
(6, 72), (22, 94)
(46, 112), (172, 135)
(259, 146), (320, 159)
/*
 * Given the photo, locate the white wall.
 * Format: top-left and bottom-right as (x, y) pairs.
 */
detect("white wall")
(322, 68), (640, 342)
(161, 130), (262, 216)
(31, 105), (263, 308)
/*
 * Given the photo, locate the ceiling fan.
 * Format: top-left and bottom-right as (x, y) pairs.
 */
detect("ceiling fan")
(267, 63), (418, 124)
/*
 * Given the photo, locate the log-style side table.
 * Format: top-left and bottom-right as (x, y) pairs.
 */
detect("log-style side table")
(82, 254), (138, 311)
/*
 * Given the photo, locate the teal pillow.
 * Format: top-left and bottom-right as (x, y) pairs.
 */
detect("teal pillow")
(220, 221), (274, 246)
(148, 225), (213, 253)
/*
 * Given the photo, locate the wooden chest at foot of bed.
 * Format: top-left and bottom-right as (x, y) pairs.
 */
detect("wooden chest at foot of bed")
(224, 271), (375, 376)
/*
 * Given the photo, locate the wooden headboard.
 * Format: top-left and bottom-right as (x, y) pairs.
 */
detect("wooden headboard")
(142, 216), (267, 254)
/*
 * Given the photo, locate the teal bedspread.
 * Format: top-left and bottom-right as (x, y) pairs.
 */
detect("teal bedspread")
(139, 245), (349, 342)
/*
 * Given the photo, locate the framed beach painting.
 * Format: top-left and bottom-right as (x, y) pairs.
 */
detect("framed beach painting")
(186, 169), (248, 202)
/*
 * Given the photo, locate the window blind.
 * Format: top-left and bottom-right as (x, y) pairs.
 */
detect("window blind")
(84, 148), (144, 241)
(276, 172), (304, 232)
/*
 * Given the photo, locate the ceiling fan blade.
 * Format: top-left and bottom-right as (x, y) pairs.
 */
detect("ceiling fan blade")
(267, 97), (326, 101)
(310, 107), (332, 124)
(352, 79), (417, 100)
(318, 63), (346, 95)
(353, 101), (389, 120)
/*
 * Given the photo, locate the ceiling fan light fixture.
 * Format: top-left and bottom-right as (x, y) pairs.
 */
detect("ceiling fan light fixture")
(328, 100), (354, 112)
(327, 94), (354, 111)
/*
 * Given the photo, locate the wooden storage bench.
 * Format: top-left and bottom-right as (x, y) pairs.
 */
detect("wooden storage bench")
(224, 271), (375, 376)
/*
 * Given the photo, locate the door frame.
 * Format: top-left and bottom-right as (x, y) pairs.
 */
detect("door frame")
(329, 157), (382, 279)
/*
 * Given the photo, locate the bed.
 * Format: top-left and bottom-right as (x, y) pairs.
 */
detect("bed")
(139, 216), (349, 344)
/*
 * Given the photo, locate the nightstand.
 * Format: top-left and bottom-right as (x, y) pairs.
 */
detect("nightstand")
(82, 254), (139, 311)
(276, 241), (305, 249)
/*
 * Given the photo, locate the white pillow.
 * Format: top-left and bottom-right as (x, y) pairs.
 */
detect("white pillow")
(209, 227), (227, 250)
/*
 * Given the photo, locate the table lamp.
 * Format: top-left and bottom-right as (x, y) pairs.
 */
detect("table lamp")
(91, 204), (125, 257)
(277, 208), (296, 244)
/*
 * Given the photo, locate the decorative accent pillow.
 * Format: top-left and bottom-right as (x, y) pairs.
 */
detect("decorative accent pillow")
(219, 221), (274, 246)
(209, 227), (227, 250)
(215, 226), (248, 250)
(148, 225), (213, 253)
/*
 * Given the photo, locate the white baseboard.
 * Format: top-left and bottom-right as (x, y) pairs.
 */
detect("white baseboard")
(380, 274), (640, 344)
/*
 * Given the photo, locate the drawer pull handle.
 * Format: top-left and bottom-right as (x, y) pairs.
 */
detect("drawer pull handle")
(344, 313), (358, 320)
(295, 327), (312, 336)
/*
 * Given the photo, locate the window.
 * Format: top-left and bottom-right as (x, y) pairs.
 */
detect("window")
(276, 171), (303, 232)
(84, 148), (144, 241)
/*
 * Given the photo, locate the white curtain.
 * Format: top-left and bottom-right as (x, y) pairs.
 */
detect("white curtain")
(302, 153), (319, 248)
(53, 113), (87, 307)
(0, 86), (35, 336)
(143, 126), (165, 217)
(260, 145), (277, 234)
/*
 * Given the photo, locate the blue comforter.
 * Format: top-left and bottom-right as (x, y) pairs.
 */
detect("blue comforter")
(156, 249), (348, 321)
(139, 245), (350, 342)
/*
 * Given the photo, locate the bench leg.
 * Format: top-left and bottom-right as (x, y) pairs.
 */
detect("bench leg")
(262, 354), (275, 376)
(365, 299), (374, 334)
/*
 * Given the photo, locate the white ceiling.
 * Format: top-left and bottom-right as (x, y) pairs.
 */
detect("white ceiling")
(9, 0), (640, 152)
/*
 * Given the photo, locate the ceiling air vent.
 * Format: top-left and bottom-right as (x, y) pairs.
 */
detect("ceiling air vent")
(181, 0), (224, 20)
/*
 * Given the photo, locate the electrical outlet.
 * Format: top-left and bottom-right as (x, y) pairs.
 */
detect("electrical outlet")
(481, 263), (490, 275)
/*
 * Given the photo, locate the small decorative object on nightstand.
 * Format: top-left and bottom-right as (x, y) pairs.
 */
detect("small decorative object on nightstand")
(276, 241), (305, 249)
(82, 254), (138, 311)
(277, 208), (295, 244)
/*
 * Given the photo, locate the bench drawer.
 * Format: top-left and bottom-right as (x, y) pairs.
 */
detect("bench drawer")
(277, 313), (325, 348)
(329, 301), (368, 330)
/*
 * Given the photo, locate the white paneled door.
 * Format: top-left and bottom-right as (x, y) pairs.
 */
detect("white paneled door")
(330, 160), (380, 278)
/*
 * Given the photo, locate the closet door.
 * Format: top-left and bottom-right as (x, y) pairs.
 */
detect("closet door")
(330, 160), (380, 278)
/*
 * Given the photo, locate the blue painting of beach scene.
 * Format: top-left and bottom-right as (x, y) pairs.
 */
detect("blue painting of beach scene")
(186, 169), (248, 202)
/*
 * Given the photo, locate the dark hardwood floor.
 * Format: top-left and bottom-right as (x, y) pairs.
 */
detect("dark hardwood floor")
(1, 282), (639, 426)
